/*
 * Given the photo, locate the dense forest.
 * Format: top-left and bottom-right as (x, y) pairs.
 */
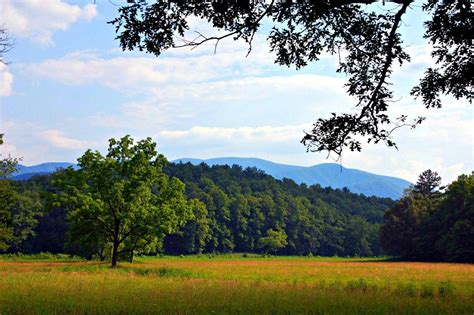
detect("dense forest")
(1, 135), (472, 264)
(164, 162), (393, 256)
(2, 162), (394, 258)
(380, 170), (474, 262)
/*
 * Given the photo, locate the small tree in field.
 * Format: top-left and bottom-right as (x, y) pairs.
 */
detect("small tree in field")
(258, 229), (288, 255)
(56, 136), (194, 267)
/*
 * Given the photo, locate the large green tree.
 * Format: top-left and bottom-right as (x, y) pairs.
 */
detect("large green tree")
(56, 136), (194, 267)
(110, 1), (472, 157)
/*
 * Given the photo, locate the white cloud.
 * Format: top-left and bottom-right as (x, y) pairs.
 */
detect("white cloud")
(1, 1), (97, 45)
(23, 43), (273, 92)
(158, 124), (307, 142)
(7, 10), (473, 184)
(0, 63), (13, 96)
(149, 74), (346, 104)
(39, 129), (96, 150)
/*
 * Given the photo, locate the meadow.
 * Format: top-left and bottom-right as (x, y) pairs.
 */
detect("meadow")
(0, 254), (473, 314)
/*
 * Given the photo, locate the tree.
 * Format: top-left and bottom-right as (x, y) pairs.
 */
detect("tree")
(435, 173), (474, 262)
(379, 192), (433, 259)
(56, 136), (194, 267)
(0, 134), (21, 179)
(0, 29), (16, 177)
(164, 199), (211, 255)
(342, 216), (374, 257)
(380, 170), (474, 262)
(258, 228), (288, 255)
(0, 180), (15, 251)
(414, 169), (442, 197)
(110, 1), (472, 158)
(0, 180), (42, 252)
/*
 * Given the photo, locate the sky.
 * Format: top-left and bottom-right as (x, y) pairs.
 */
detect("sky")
(0, 0), (472, 184)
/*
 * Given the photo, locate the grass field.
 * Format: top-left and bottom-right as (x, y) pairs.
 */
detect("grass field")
(0, 254), (473, 314)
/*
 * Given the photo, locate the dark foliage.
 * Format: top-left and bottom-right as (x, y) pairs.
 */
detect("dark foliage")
(163, 162), (393, 256)
(380, 171), (473, 262)
(109, 1), (472, 157)
(11, 162), (393, 257)
(414, 169), (442, 197)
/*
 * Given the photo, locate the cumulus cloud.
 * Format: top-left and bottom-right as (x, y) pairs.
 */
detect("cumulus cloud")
(1, 0), (97, 45)
(0, 63), (13, 96)
(23, 43), (273, 92)
(39, 129), (96, 150)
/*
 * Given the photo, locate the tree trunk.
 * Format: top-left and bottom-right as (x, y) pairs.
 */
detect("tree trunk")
(129, 250), (134, 263)
(98, 248), (105, 262)
(111, 221), (120, 268)
(111, 240), (119, 268)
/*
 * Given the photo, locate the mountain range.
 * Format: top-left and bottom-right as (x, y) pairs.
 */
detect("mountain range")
(12, 158), (411, 199)
(13, 162), (78, 180)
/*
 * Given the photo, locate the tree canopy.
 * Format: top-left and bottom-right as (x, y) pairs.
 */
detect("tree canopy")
(380, 171), (473, 262)
(414, 169), (442, 197)
(110, 0), (472, 158)
(55, 136), (194, 267)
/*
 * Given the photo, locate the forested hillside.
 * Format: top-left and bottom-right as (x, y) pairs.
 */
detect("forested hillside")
(162, 163), (394, 256)
(175, 158), (411, 199)
(10, 162), (394, 258)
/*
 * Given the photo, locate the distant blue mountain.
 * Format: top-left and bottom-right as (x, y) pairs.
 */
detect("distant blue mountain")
(173, 157), (411, 199)
(13, 162), (77, 180)
(11, 158), (411, 199)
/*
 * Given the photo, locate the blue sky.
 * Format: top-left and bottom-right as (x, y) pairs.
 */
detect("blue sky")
(0, 0), (472, 183)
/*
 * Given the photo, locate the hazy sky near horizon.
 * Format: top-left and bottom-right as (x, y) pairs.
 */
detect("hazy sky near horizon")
(0, 0), (472, 184)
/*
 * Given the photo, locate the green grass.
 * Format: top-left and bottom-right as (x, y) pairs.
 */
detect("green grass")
(0, 255), (473, 314)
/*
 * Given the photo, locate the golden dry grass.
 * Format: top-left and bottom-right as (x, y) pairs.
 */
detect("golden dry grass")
(0, 256), (473, 314)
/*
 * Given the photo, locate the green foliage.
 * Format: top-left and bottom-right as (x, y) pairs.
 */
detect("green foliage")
(258, 229), (288, 254)
(164, 163), (391, 257)
(55, 136), (194, 267)
(0, 180), (42, 252)
(0, 134), (21, 179)
(0, 180), (15, 251)
(9, 159), (395, 258)
(381, 171), (473, 262)
(127, 266), (194, 278)
(414, 169), (442, 197)
(435, 173), (474, 262)
(1, 252), (82, 261)
(163, 199), (210, 255)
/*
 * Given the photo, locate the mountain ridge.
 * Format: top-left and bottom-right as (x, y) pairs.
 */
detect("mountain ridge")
(12, 158), (411, 199)
(173, 157), (411, 199)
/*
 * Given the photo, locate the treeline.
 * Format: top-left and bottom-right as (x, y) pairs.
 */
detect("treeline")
(380, 170), (473, 262)
(1, 163), (393, 258)
(163, 162), (393, 256)
(2, 136), (472, 263)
